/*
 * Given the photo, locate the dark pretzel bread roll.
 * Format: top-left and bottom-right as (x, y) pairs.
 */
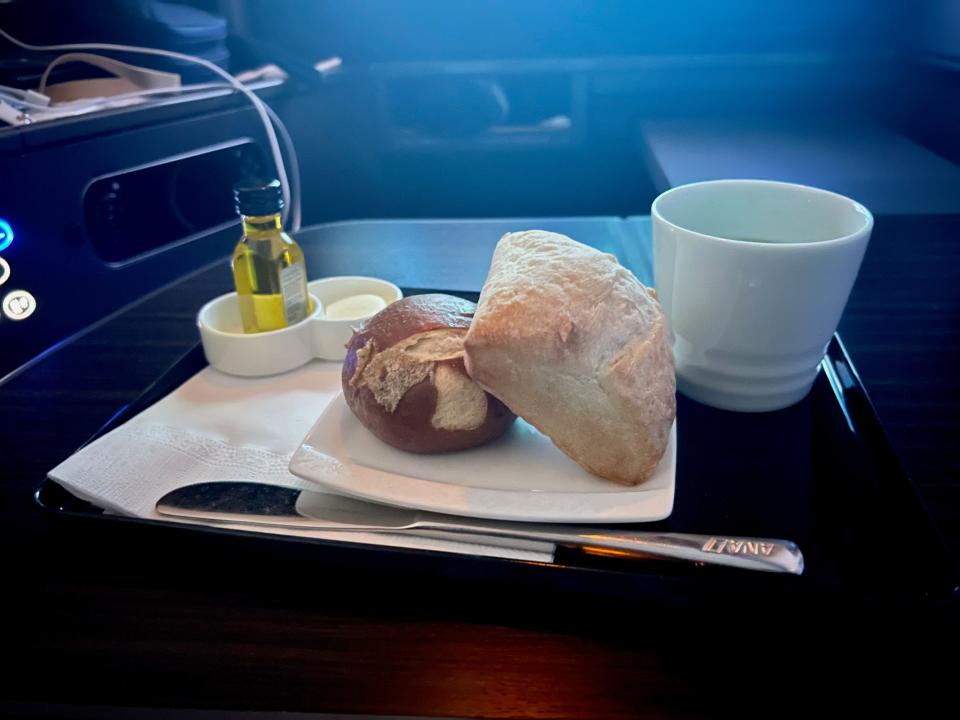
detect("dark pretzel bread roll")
(342, 294), (515, 453)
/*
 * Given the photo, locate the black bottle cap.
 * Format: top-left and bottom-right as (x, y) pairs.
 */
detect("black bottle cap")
(234, 178), (283, 216)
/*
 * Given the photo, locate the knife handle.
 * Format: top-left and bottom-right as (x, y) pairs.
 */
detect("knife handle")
(415, 521), (804, 575)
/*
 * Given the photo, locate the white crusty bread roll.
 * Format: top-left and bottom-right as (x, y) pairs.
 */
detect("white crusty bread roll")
(463, 230), (675, 485)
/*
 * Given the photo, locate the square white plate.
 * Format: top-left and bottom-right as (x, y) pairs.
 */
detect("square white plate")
(289, 393), (676, 524)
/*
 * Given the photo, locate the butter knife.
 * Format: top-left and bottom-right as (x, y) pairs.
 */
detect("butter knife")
(157, 481), (804, 574)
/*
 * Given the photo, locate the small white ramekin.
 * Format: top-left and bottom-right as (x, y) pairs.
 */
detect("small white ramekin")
(198, 276), (402, 377)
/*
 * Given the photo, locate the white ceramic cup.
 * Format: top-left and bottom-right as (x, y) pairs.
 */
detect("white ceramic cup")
(652, 179), (873, 412)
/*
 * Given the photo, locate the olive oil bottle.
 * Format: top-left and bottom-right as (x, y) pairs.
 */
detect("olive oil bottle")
(232, 179), (310, 333)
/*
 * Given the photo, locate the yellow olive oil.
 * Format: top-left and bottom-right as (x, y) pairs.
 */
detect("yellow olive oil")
(232, 180), (310, 333)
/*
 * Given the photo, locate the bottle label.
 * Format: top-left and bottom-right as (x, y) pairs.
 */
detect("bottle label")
(280, 263), (308, 325)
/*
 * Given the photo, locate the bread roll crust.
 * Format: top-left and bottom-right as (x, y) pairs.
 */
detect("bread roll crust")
(343, 294), (515, 453)
(464, 230), (675, 484)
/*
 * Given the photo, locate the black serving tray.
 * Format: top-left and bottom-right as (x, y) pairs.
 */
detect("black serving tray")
(35, 313), (958, 608)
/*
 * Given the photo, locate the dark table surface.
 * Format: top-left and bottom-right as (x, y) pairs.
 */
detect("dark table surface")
(1, 216), (958, 719)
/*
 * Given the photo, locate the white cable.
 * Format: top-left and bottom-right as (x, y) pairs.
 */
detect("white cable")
(0, 81), (226, 110)
(0, 27), (298, 230)
(0, 83), (29, 98)
(0, 91), (35, 106)
(0, 75), (302, 230)
(263, 102), (302, 232)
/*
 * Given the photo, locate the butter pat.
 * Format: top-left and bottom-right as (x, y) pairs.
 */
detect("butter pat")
(325, 293), (388, 320)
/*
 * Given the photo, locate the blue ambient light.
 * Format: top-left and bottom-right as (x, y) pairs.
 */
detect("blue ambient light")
(0, 219), (13, 253)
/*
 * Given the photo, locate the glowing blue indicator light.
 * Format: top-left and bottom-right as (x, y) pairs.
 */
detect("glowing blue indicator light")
(0, 219), (13, 253)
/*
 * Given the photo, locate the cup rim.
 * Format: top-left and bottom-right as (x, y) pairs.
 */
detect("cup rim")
(651, 179), (874, 249)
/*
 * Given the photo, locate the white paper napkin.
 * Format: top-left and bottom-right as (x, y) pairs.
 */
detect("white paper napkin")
(47, 360), (555, 563)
